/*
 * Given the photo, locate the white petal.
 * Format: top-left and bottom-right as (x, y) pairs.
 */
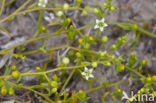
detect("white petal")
(100, 27), (104, 31)
(38, 3), (41, 6)
(85, 76), (89, 80)
(89, 69), (93, 73)
(81, 72), (86, 76)
(45, 0), (48, 3)
(101, 18), (105, 23)
(84, 67), (88, 71)
(96, 19), (100, 24)
(44, 16), (51, 22)
(89, 74), (94, 78)
(94, 25), (99, 29)
(104, 23), (108, 27)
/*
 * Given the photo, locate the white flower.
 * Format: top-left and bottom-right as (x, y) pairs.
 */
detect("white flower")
(81, 67), (94, 80)
(38, 0), (48, 7)
(94, 18), (108, 31)
(62, 57), (70, 65)
(57, 11), (63, 17)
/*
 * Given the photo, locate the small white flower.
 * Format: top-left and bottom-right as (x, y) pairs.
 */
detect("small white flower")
(62, 57), (70, 65)
(38, 0), (48, 8)
(57, 11), (63, 17)
(81, 67), (94, 80)
(94, 18), (108, 31)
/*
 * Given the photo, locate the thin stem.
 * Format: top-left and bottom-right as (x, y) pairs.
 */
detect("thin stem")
(0, 0), (5, 16)
(85, 79), (127, 93)
(59, 69), (76, 95)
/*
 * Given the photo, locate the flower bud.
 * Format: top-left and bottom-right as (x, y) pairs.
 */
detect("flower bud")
(76, 0), (82, 6)
(1, 86), (7, 95)
(57, 11), (63, 17)
(78, 90), (83, 94)
(120, 65), (125, 71)
(104, 3), (108, 8)
(36, 67), (41, 71)
(76, 52), (81, 57)
(51, 88), (57, 94)
(93, 8), (99, 14)
(152, 76), (156, 82)
(91, 62), (98, 68)
(51, 81), (58, 88)
(63, 3), (69, 10)
(62, 57), (70, 65)
(67, 18), (71, 24)
(84, 43), (90, 49)
(8, 87), (14, 95)
(110, 6), (116, 11)
(11, 65), (16, 71)
(101, 36), (108, 42)
(146, 76), (151, 83)
(11, 71), (20, 79)
(89, 36), (94, 41)
(111, 44), (116, 50)
(78, 38), (83, 44)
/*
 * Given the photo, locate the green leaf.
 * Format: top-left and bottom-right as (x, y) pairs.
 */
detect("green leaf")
(0, 25), (10, 36)
(4, 65), (10, 76)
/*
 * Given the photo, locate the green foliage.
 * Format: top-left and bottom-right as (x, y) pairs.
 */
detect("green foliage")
(0, 0), (155, 103)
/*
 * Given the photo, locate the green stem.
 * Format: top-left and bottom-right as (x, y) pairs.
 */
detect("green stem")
(0, 0), (5, 16)
(85, 79), (127, 93)
(59, 69), (76, 95)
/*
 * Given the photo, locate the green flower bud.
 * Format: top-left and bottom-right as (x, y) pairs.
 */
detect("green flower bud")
(76, 0), (82, 6)
(51, 81), (58, 88)
(146, 76), (152, 83)
(91, 62), (98, 68)
(78, 38), (83, 45)
(93, 8), (99, 14)
(111, 44), (116, 50)
(106, 62), (111, 66)
(11, 71), (20, 79)
(101, 36), (108, 42)
(129, 98), (133, 102)
(52, 74), (58, 81)
(8, 87), (14, 95)
(68, 50), (75, 56)
(104, 3), (108, 8)
(51, 88), (57, 94)
(57, 11), (63, 17)
(62, 57), (70, 65)
(76, 52), (81, 58)
(110, 6), (116, 11)
(63, 3), (69, 10)
(1, 86), (7, 95)
(84, 43), (90, 49)
(152, 76), (156, 82)
(11, 65), (16, 71)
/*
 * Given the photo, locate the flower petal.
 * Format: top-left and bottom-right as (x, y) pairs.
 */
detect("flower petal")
(104, 23), (108, 27)
(81, 72), (86, 76)
(85, 76), (89, 80)
(94, 25), (99, 29)
(44, 16), (51, 22)
(84, 67), (88, 71)
(96, 19), (100, 24)
(89, 69), (93, 73)
(101, 18), (105, 23)
(100, 27), (104, 31)
(89, 74), (94, 78)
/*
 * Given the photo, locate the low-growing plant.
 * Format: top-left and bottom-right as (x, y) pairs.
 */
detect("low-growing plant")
(0, 0), (156, 103)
